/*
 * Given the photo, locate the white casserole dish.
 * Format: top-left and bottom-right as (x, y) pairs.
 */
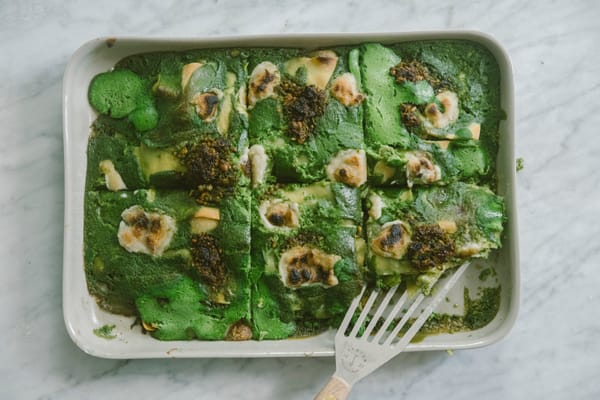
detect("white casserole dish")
(63, 31), (519, 358)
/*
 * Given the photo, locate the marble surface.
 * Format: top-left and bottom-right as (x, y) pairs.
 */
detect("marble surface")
(1, 0), (599, 398)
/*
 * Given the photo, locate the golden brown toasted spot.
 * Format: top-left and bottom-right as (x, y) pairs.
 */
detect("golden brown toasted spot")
(248, 62), (281, 108)
(405, 151), (441, 187)
(425, 91), (459, 129)
(142, 321), (158, 332)
(266, 202), (298, 228)
(280, 246), (340, 288)
(226, 320), (253, 341)
(191, 91), (220, 121)
(326, 149), (367, 187)
(118, 206), (176, 257)
(437, 220), (457, 234)
(371, 221), (412, 260)
(330, 73), (365, 107)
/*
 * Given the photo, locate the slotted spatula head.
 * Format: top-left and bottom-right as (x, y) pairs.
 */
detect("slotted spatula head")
(314, 261), (470, 400)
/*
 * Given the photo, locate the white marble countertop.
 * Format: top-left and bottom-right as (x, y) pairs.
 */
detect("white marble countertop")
(1, 0), (599, 399)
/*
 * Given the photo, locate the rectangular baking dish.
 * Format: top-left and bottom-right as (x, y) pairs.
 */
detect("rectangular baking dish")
(63, 31), (519, 358)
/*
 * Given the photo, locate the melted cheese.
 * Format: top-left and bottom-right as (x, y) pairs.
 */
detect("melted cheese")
(285, 50), (338, 90)
(181, 62), (203, 89)
(330, 73), (365, 106)
(424, 91), (459, 129)
(368, 193), (384, 220)
(135, 145), (185, 180)
(373, 160), (396, 183)
(283, 183), (333, 204)
(258, 200), (300, 231)
(217, 72), (236, 135)
(117, 206), (176, 257)
(468, 122), (481, 140)
(190, 206), (220, 234)
(326, 149), (367, 187)
(405, 151), (442, 187)
(248, 145), (268, 187)
(278, 246), (340, 289)
(371, 220), (412, 260)
(99, 160), (127, 191)
(248, 62), (280, 109)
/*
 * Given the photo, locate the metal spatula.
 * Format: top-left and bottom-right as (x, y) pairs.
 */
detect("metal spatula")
(314, 261), (470, 400)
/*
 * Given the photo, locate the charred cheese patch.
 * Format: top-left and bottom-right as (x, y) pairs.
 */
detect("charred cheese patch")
(259, 200), (299, 230)
(326, 149), (367, 187)
(279, 246), (340, 288)
(330, 73), (365, 106)
(424, 91), (459, 128)
(371, 220), (412, 260)
(405, 151), (442, 187)
(248, 62), (280, 109)
(191, 90), (222, 122)
(117, 206), (176, 256)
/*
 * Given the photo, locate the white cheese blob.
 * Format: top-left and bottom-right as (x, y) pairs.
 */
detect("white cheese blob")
(99, 160), (127, 191)
(248, 62), (280, 109)
(405, 151), (442, 187)
(424, 91), (459, 128)
(456, 242), (485, 257)
(326, 149), (367, 187)
(248, 144), (268, 187)
(285, 50), (338, 90)
(190, 206), (220, 234)
(371, 220), (412, 260)
(117, 206), (176, 257)
(278, 246), (340, 289)
(330, 73), (365, 106)
(368, 193), (384, 220)
(258, 200), (300, 231)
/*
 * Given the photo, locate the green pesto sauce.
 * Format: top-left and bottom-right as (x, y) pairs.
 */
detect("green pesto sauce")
(93, 324), (117, 340)
(478, 267), (494, 281)
(411, 286), (501, 341)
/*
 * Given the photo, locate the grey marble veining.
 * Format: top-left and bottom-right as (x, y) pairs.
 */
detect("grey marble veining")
(1, 0), (600, 398)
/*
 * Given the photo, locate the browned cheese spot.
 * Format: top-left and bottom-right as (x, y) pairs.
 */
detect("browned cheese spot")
(266, 202), (297, 227)
(371, 222), (412, 259)
(226, 320), (253, 341)
(284, 247), (338, 288)
(191, 92), (220, 121)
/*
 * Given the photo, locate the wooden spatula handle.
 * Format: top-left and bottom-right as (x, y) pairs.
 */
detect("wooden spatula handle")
(314, 376), (351, 400)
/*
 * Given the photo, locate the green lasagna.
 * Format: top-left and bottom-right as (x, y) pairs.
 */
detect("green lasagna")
(84, 40), (505, 341)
